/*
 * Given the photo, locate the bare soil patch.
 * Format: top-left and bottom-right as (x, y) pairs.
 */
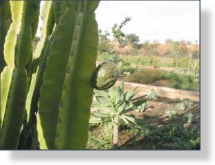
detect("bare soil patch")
(131, 96), (200, 127)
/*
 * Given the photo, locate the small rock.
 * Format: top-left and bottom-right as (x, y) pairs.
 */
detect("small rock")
(183, 123), (191, 128)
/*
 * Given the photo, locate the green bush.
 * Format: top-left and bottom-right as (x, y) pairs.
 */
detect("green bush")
(119, 65), (138, 74)
(165, 110), (179, 120)
(172, 76), (199, 91)
(105, 54), (121, 63)
(97, 54), (122, 64)
(86, 131), (113, 150)
(175, 98), (194, 110)
(145, 89), (160, 100)
(141, 124), (200, 149)
(125, 69), (164, 84)
(125, 69), (199, 91)
(182, 112), (194, 124)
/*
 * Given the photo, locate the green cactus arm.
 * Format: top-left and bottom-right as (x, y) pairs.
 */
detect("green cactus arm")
(25, 1), (54, 124)
(15, 2), (40, 67)
(54, 1), (61, 24)
(0, 1), (41, 149)
(3, 1), (23, 68)
(24, 3), (40, 79)
(37, 2), (79, 149)
(1, 1), (23, 132)
(0, 68), (28, 149)
(20, 2), (56, 149)
(55, 1), (100, 149)
(53, 1), (68, 25)
(0, 0), (12, 73)
(60, 1), (69, 17)
(0, 0), (12, 130)
(0, 67), (13, 131)
(37, 1), (100, 149)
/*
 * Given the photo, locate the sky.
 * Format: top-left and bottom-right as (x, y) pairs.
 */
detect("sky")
(37, 1), (200, 44)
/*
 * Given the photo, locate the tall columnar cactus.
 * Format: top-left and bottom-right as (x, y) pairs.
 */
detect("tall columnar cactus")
(18, 1), (55, 149)
(0, 1), (41, 149)
(0, 0), (100, 150)
(37, 1), (100, 149)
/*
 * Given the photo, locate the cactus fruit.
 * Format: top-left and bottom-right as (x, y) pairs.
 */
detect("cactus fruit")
(91, 61), (119, 90)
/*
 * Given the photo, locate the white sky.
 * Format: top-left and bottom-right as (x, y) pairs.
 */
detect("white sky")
(37, 1), (200, 44)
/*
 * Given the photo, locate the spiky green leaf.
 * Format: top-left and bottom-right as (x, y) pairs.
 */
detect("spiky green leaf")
(133, 100), (147, 107)
(92, 110), (109, 118)
(125, 86), (138, 102)
(89, 116), (102, 124)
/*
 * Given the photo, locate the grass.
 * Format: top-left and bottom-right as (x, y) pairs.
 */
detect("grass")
(97, 54), (199, 91)
(125, 69), (199, 91)
(136, 124), (200, 150)
(125, 69), (163, 84)
(96, 54), (199, 68)
(86, 123), (200, 150)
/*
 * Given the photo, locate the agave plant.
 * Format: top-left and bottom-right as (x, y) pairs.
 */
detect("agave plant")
(89, 81), (146, 149)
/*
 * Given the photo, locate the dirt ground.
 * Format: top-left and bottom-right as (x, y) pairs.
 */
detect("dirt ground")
(92, 79), (200, 128)
(90, 79), (200, 149)
(131, 96), (200, 127)
(123, 78), (200, 128)
(116, 79), (200, 148)
(116, 96), (200, 149)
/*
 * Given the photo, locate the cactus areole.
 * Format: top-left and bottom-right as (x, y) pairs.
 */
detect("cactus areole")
(91, 61), (119, 90)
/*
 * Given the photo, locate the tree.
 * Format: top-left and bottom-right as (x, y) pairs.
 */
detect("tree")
(168, 41), (189, 67)
(98, 29), (112, 54)
(124, 33), (139, 47)
(112, 17), (131, 46)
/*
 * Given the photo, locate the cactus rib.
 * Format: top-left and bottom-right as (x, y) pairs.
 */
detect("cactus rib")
(37, 1), (99, 149)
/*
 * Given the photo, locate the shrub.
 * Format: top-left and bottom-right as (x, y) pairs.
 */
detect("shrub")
(123, 68), (199, 91)
(125, 69), (163, 84)
(145, 89), (160, 100)
(142, 124), (200, 149)
(165, 110), (179, 120)
(175, 98), (194, 110)
(182, 112), (194, 124)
